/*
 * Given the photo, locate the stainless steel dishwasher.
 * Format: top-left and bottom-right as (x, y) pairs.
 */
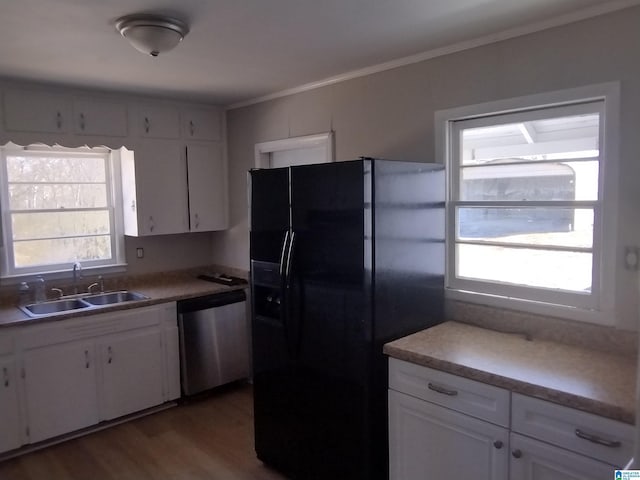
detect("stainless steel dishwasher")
(177, 290), (249, 396)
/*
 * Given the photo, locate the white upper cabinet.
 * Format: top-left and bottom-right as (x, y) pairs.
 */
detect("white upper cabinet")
(3, 90), (70, 133)
(0, 84), (228, 237)
(72, 98), (128, 137)
(122, 140), (189, 236)
(187, 142), (228, 231)
(136, 104), (180, 139)
(181, 107), (221, 141)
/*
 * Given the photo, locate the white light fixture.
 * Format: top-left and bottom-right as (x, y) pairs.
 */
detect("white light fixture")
(115, 14), (189, 57)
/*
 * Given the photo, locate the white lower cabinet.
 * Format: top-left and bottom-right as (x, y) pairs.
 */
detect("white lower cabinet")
(389, 389), (508, 479)
(509, 433), (613, 480)
(99, 328), (164, 421)
(388, 358), (632, 480)
(0, 356), (22, 452)
(0, 302), (180, 454)
(23, 340), (99, 443)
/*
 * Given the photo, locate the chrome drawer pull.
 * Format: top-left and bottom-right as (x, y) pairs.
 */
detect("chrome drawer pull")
(575, 428), (621, 448)
(427, 382), (458, 396)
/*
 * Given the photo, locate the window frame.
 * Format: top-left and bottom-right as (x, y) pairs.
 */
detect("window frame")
(435, 83), (620, 325)
(0, 143), (127, 280)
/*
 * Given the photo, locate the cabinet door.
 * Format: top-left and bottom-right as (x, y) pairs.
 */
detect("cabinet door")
(389, 390), (508, 480)
(181, 107), (221, 141)
(3, 90), (70, 133)
(24, 341), (98, 443)
(130, 140), (189, 235)
(187, 142), (227, 231)
(137, 104), (180, 139)
(100, 329), (164, 420)
(0, 357), (21, 453)
(73, 98), (128, 137)
(509, 433), (614, 480)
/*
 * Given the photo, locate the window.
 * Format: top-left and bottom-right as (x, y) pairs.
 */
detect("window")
(0, 144), (126, 278)
(255, 132), (334, 168)
(437, 84), (619, 324)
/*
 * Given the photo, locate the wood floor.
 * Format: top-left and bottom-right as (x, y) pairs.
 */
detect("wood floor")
(0, 383), (287, 480)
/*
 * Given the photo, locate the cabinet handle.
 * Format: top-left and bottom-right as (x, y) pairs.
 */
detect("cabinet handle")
(493, 440), (503, 449)
(144, 116), (150, 133)
(194, 213), (200, 229)
(3, 367), (8, 387)
(427, 382), (458, 396)
(149, 216), (155, 233)
(189, 120), (195, 136)
(131, 199), (136, 212)
(575, 428), (621, 448)
(79, 112), (86, 131)
(84, 349), (90, 368)
(56, 111), (62, 129)
(107, 346), (113, 364)
(511, 449), (522, 459)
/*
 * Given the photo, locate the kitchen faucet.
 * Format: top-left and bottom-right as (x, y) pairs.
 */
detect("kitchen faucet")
(73, 261), (82, 294)
(87, 275), (105, 294)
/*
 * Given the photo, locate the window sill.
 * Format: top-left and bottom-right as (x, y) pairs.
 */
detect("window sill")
(445, 287), (615, 327)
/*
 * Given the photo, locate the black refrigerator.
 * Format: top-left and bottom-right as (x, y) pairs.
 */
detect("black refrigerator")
(249, 158), (444, 480)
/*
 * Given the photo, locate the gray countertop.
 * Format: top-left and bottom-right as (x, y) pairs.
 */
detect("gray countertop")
(384, 321), (637, 424)
(0, 270), (247, 328)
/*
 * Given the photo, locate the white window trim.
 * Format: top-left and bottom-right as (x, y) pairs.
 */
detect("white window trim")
(0, 143), (127, 283)
(254, 132), (334, 168)
(435, 82), (620, 326)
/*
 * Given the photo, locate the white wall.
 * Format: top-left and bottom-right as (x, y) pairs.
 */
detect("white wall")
(215, 6), (640, 330)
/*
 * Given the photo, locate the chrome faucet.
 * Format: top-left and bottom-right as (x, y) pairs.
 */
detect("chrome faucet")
(87, 276), (105, 294)
(72, 261), (82, 294)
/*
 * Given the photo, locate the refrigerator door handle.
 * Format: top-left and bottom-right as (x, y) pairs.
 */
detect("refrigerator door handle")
(279, 230), (293, 355)
(284, 231), (296, 286)
(284, 231), (298, 358)
(279, 230), (291, 281)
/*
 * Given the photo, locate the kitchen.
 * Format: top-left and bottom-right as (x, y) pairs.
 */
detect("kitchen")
(0, 0), (639, 479)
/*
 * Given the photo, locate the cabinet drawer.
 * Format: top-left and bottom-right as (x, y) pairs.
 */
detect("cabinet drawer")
(389, 358), (510, 427)
(512, 393), (634, 467)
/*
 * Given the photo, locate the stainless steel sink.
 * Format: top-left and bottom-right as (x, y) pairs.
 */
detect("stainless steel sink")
(21, 298), (91, 316)
(83, 291), (149, 306)
(20, 290), (149, 317)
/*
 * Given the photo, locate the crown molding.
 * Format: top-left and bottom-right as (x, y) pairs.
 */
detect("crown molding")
(227, 0), (640, 110)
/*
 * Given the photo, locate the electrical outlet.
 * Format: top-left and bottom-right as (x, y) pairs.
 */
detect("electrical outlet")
(136, 247), (144, 259)
(623, 246), (638, 270)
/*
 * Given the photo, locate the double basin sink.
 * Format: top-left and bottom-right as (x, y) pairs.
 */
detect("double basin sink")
(20, 291), (149, 317)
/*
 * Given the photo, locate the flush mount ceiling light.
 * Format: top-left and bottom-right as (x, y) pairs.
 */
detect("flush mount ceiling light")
(115, 14), (189, 57)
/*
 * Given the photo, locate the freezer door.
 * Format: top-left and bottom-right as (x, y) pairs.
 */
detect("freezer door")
(249, 167), (290, 263)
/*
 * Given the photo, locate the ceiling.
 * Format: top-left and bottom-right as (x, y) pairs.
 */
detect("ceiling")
(0, 0), (631, 106)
